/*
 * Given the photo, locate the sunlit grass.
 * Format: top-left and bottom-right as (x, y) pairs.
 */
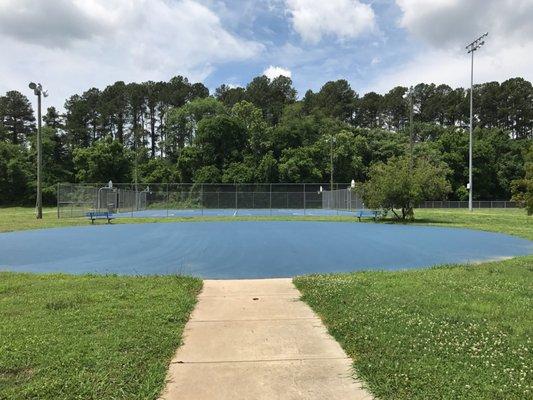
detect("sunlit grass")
(0, 273), (201, 400)
(294, 208), (532, 399)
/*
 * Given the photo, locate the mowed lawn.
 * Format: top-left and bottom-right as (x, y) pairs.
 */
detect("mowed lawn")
(0, 274), (201, 400)
(295, 208), (533, 400)
(0, 207), (531, 399)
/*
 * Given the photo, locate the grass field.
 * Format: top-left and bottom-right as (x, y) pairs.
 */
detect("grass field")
(0, 273), (201, 400)
(0, 207), (529, 240)
(294, 208), (533, 400)
(0, 206), (531, 399)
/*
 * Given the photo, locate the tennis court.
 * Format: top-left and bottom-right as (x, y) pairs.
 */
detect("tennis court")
(1, 221), (531, 278)
(114, 208), (358, 217)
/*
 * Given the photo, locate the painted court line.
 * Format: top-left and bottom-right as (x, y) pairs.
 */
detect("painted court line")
(159, 279), (372, 400)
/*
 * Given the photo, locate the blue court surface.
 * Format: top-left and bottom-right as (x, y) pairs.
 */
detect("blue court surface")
(114, 208), (357, 217)
(0, 222), (531, 279)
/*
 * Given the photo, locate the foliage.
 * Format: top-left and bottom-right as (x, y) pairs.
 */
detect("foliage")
(363, 156), (451, 219)
(1, 74), (532, 205)
(73, 138), (132, 183)
(511, 144), (533, 214)
(0, 142), (33, 204)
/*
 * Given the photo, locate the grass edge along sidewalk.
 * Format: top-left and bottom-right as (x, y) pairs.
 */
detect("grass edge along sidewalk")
(0, 273), (202, 400)
(294, 208), (532, 400)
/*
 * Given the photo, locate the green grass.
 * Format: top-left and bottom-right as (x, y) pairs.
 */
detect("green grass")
(294, 257), (533, 399)
(413, 208), (532, 241)
(1, 206), (531, 399)
(0, 273), (201, 400)
(294, 208), (533, 399)
(1, 207), (529, 239)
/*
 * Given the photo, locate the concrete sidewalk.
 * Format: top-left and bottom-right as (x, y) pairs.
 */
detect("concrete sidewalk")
(159, 279), (372, 400)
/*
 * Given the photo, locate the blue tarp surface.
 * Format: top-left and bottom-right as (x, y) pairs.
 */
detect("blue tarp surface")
(114, 208), (357, 217)
(0, 221), (531, 278)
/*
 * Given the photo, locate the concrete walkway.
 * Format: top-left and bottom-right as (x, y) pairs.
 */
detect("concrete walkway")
(160, 279), (372, 400)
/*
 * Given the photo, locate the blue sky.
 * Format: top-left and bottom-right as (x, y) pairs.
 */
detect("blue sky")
(0, 0), (532, 109)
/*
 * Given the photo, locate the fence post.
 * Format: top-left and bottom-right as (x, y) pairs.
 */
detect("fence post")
(235, 183), (238, 211)
(303, 183), (306, 215)
(56, 183), (60, 219)
(166, 183), (169, 217)
(270, 184), (272, 215)
(201, 184), (204, 216)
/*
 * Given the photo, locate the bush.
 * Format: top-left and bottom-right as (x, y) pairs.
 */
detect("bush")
(363, 156), (451, 220)
(511, 144), (533, 215)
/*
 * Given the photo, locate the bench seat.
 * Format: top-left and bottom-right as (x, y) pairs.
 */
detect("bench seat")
(86, 211), (115, 224)
(356, 209), (380, 221)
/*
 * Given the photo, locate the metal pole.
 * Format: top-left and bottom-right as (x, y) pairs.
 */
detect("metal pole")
(56, 183), (60, 219)
(409, 86), (414, 169)
(469, 49), (474, 212)
(330, 137), (334, 193)
(36, 92), (42, 219)
(303, 183), (306, 215)
(466, 32), (488, 212)
(269, 184), (272, 215)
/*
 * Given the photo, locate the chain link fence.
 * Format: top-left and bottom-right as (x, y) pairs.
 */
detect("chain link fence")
(417, 200), (518, 209)
(57, 182), (361, 218)
(57, 182), (517, 218)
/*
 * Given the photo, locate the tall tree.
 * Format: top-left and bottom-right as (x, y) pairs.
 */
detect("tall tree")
(0, 91), (35, 145)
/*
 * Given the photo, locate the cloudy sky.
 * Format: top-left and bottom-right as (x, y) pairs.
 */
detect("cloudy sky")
(0, 0), (532, 109)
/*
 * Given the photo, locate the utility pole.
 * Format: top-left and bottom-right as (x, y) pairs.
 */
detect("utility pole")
(409, 85), (414, 170)
(466, 32), (488, 211)
(328, 135), (336, 192)
(29, 82), (48, 219)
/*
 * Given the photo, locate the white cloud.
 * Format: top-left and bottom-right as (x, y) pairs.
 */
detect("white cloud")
(364, 0), (533, 93)
(263, 65), (292, 80)
(396, 0), (533, 49)
(0, 0), (263, 108)
(285, 0), (376, 43)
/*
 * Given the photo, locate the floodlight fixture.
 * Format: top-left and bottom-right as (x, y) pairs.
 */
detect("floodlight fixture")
(29, 82), (37, 90)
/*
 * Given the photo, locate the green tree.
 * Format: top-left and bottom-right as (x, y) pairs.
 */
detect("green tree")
(303, 80), (357, 123)
(0, 90), (35, 145)
(278, 147), (322, 182)
(245, 75), (297, 124)
(165, 98), (226, 160)
(195, 115), (247, 168)
(231, 100), (268, 156)
(138, 158), (179, 184)
(363, 156), (451, 220)
(0, 141), (33, 204)
(215, 84), (246, 107)
(511, 144), (533, 214)
(193, 165), (221, 183)
(73, 138), (132, 183)
(222, 160), (256, 183)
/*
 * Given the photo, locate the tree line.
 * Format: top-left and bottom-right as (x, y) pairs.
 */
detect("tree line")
(0, 74), (531, 205)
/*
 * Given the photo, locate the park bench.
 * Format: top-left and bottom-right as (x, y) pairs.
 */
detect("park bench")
(356, 209), (380, 221)
(86, 211), (115, 224)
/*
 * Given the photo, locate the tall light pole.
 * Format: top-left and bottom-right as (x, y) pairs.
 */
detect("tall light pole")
(465, 32), (488, 211)
(29, 82), (48, 219)
(327, 135), (336, 192)
(409, 85), (414, 170)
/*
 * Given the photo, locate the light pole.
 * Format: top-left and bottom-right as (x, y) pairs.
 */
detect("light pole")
(29, 82), (48, 219)
(409, 85), (414, 170)
(327, 135), (336, 192)
(465, 32), (488, 211)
